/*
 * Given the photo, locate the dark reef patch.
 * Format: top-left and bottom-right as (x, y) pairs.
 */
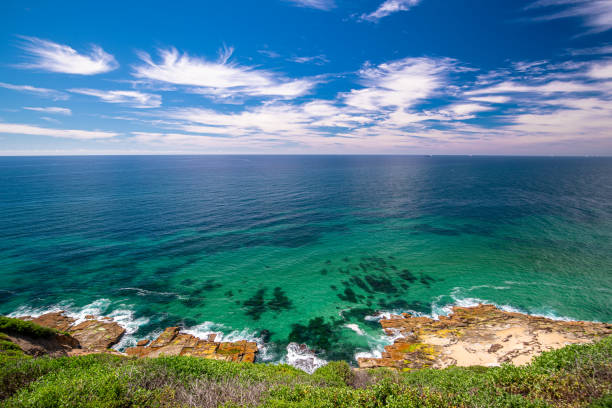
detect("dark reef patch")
(337, 287), (358, 303)
(243, 288), (267, 321)
(413, 224), (461, 236)
(350, 276), (374, 293)
(201, 279), (222, 291)
(267, 287), (292, 311)
(364, 275), (397, 294)
(341, 307), (380, 330)
(180, 297), (205, 308)
(288, 316), (337, 351)
(399, 269), (417, 283)
(419, 274), (435, 287)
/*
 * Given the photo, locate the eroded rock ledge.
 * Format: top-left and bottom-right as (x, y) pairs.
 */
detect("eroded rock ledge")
(126, 327), (258, 362)
(17, 312), (258, 363)
(358, 304), (612, 370)
(18, 312), (125, 356)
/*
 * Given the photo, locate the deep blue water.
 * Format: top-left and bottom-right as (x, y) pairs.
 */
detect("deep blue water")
(1, 156), (611, 363)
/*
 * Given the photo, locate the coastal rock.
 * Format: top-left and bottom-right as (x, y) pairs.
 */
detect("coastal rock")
(4, 332), (80, 357)
(26, 311), (76, 332)
(69, 319), (125, 350)
(19, 312), (126, 354)
(126, 327), (258, 363)
(358, 304), (612, 370)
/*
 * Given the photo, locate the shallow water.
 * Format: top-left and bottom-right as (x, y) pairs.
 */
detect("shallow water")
(1, 156), (611, 364)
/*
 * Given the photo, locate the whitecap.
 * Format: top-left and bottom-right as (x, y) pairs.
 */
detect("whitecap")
(8, 299), (151, 352)
(343, 323), (365, 336)
(283, 343), (327, 374)
(119, 287), (188, 300)
(183, 321), (275, 362)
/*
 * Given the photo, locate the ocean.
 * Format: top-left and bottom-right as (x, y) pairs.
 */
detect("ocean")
(1, 155), (611, 366)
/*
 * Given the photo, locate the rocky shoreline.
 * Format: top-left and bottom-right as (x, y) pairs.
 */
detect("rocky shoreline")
(358, 304), (612, 370)
(15, 305), (612, 371)
(126, 326), (258, 362)
(16, 312), (259, 362)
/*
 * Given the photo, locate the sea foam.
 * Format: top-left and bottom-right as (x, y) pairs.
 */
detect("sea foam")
(8, 299), (150, 351)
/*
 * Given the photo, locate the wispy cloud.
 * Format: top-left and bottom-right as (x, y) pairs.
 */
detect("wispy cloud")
(527, 0), (612, 34)
(360, 0), (421, 22)
(258, 49), (281, 58)
(288, 54), (329, 65)
(23, 106), (72, 115)
(141, 57), (459, 150)
(151, 54), (612, 153)
(40, 116), (61, 124)
(17, 36), (118, 74)
(468, 96), (511, 104)
(588, 59), (612, 78)
(341, 57), (453, 112)
(132, 47), (317, 100)
(0, 123), (118, 139)
(286, 0), (335, 11)
(567, 44), (612, 55)
(70, 89), (161, 108)
(0, 82), (69, 100)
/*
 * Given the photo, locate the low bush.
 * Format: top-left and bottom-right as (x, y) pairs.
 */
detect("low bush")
(0, 335), (610, 407)
(0, 317), (59, 339)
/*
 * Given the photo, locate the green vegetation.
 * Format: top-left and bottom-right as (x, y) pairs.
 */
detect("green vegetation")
(0, 317), (59, 339)
(0, 332), (610, 407)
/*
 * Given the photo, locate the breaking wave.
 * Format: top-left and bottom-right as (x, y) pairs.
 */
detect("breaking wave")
(183, 321), (275, 362)
(283, 343), (327, 374)
(8, 299), (150, 351)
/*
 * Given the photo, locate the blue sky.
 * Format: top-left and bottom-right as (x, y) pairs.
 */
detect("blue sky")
(1, 0), (612, 155)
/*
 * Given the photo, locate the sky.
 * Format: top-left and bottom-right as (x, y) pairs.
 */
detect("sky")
(1, 0), (612, 155)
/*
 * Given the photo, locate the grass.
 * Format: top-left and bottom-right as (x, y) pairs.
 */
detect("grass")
(0, 316), (59, 339)
(0, 330), (610, 407)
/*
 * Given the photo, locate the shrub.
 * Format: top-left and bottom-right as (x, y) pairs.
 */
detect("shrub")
(0, 316), (58, 339)
(0, 336), (610, 407)
(589, 393), (612, 408)
(312, 361), (354, 387)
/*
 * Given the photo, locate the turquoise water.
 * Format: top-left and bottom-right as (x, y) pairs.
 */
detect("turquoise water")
(1, 156), (611, 364)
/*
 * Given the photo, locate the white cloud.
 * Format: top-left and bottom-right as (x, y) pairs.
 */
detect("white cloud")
(445, 103), (493, 117)
(361, 0), (420, 21)
(70, 89), (161, 108)
(23, 107), (72, 115)
(288, 55), (329, 65)
(17, 36), (118, 75)
(286, 0), (335, 10)
(0, 123), (118, 139)
(588, 60), (612, 78)
(527, 0), (612, 34)
(342, 57), (451, 111)
(469, 96), (511, 103)
(0, 82), (69, 100)
(508, 101), (612, 142)
(168, 105), (314, 136)
(258, 50), (281, 58)
(119, 54), (612, 154)
(40, 116), (61, 124)
(568, 45), (612, 55)
(465, 80), (598, 95)
(133, 47), (316, 99)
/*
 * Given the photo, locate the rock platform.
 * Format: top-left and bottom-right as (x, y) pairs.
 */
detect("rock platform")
(17, 312), (259, 363)
(18, 312), (125, 355)
(125, 327), (258, 363)
(358, 304), (612, 370)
